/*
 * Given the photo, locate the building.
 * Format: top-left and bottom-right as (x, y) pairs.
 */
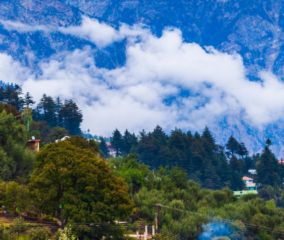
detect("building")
(243, 176), (257, 190)
(27, 139), (41, 152)
(55, 136), (70, 143)
(233, 176), (258, 197)
(248, 169), (256, 175)
(106, 142), (116, 157)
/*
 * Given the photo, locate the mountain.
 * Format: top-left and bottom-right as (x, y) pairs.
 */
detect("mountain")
(1, 0), (284, 157)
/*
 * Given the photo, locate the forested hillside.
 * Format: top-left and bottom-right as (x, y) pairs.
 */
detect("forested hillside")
(1, 84), (284, 239)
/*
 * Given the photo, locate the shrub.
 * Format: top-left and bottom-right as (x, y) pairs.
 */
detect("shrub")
(29, 227), (52, 240)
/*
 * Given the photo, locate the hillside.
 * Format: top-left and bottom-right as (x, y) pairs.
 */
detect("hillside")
(1, 0), (284, 156)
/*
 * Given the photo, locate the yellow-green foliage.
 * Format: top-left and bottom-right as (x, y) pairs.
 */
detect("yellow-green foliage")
(28, 141), (134, 225)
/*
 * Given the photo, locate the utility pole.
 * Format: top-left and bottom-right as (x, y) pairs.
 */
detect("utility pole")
(155, 203), (162, 234)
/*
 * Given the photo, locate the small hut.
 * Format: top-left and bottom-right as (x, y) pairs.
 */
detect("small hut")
(27, 139), (41, 152)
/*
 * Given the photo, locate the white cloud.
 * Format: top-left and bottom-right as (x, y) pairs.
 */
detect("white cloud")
(0, 20), (50, 33)
(1, 17), (284, 135)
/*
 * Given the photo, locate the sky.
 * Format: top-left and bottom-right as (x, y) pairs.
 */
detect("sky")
(1, 16), (284, 136)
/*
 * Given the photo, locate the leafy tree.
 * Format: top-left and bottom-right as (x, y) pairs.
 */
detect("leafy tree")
(0, 103), (21, 117)
(110, 129), (123, 157)
(170, 167), (188, 189)
(66, 135), (99, 155)
(28, 141), (134, 227)
(47, 126), (69, 143)
(29, 121), (50, 143)
(0, 110), (35, 180)
(0, 181), (30, 213)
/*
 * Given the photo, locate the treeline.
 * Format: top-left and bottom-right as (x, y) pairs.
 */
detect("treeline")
(104, 126), (284, 191)
(0, 84), (83, 136)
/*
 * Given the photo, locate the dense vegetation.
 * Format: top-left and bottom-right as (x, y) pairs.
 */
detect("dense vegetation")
(1, 85), (284, 239)
(105, 127), (284, 192)
(0, 84), (83, 136)
(108, 154), (284, 240)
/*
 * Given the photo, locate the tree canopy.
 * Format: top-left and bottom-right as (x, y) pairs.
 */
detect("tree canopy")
(28, 141), (134, 227)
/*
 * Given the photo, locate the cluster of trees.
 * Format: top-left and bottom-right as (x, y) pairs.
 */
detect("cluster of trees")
(0, 84), (83, 136)
(108, 154), (284, 240)
(105, 126), (255, 190)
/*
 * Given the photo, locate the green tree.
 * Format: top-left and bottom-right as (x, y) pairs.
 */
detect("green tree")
(24, 92), (35, 108)
(29, 121), (50, 143)
(11, 217), (27, 239)
(122, 129), (132, 155)
(226, 135), (240, 156)
(152, 125), (168, 146)
(60, 99), (83, 135)
(38, 94), (57, 128)
(0, 110), (34, 181)
(237, 142), (249, 158)
(256, 140), (280, 187)
(110, 129), (123, 157)
(47, 126), (69, 143)
(28, 141), (134, 228)
(99, 137), (109, 158)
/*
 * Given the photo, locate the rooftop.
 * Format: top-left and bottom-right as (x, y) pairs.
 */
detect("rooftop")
(242, 176), (253, 181)
(27, 140), (41, 143)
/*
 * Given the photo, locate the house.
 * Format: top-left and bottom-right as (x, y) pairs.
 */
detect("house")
(242, 176), (257, 190)
(106, 142), (116, 157)
(233, 176), (258, 197)
(27, 139), (41, 152)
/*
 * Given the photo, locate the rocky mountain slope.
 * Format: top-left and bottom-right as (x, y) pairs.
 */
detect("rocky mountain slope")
(1, 0), (284, 157)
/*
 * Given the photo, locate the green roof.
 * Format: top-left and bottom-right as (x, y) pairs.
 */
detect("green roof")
(233, 190), (258, 196)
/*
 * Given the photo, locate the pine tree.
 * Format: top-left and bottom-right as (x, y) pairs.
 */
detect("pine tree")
(55, 97), (63, 127)
(122, 129), (132, 155)
(38, 94), (57, 128)
(24, 92), (35, 108)
(202, 126), (217, 152)
(99, 137), (109, 158)
(60, 99), (83, 135)
(152, 125), (168, 146)
(169, 129), (186, 152)
(202, 127), (218, 167)
(256, 139), (280, 186)
(137, 135), (159, 167)
(202, 158), (221, 190)
(0, 86), (4, 102)
(226, 135), (240, 156)
(237, 142), (249, 158)
(139, 129), (146, 138)
(218, 151), (232, 187)
(110, 129), (123, 157)
(230, 155), (244, 175)
(130, 133), (138, 152)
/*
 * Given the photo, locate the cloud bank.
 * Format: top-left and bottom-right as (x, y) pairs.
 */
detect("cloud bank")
(1, 17), (284, 135)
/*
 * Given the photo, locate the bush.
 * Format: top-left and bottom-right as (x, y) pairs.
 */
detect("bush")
(29, 227), (52, 240)
(10, 217), (27, 238)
